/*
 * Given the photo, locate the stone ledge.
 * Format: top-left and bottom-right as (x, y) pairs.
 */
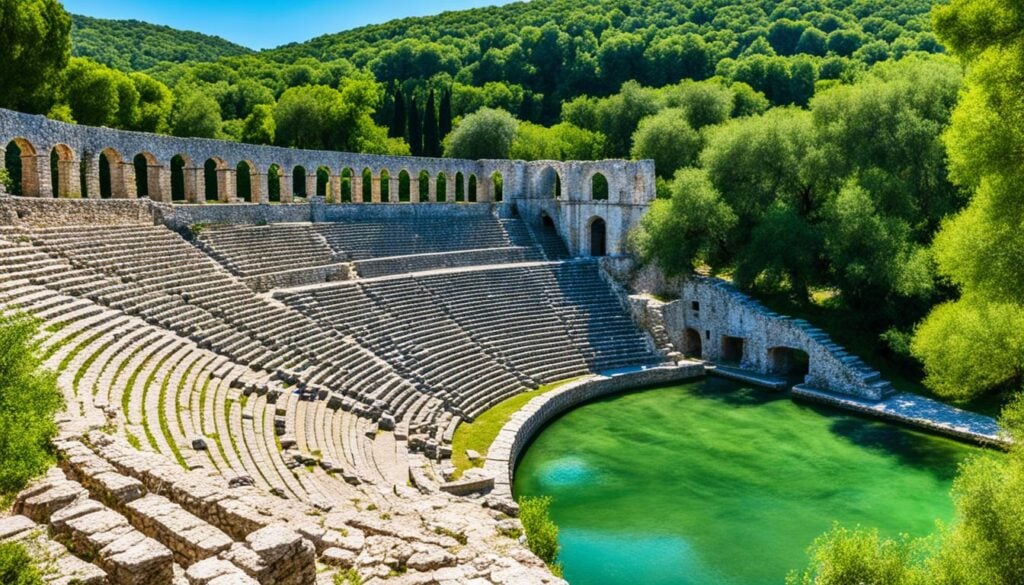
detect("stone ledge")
(483, 363), (704, 502)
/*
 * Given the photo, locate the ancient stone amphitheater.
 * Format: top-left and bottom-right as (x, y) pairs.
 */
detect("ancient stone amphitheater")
(0, 109), (684, 585)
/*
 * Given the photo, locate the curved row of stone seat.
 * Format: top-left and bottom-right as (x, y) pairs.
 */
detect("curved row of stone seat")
(18, 224), (438, 427)
(196, 223), (338, 278)
(0, 242), (406, 508)
(277, 278), (531, 420)
(314, 217), (512, 260)
(352, 246), (543, 279)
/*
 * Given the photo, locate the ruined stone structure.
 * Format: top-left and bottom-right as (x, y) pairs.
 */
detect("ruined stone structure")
(0, 108), (654, 259)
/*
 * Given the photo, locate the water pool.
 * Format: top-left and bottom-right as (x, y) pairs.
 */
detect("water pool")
(513, 377), (980, 585)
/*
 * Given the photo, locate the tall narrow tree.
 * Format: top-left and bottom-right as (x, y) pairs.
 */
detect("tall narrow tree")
(424, 88), (440, 157)
(390, 85), (406, 139)
(408, 95), (423, 156)
(440, 87), (453, 140)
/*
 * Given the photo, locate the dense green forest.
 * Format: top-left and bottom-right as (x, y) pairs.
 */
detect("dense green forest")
(71, 14), (252, 71)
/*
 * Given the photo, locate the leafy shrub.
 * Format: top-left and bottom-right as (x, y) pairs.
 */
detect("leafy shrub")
(0, 542), (43, 585)
(0, 311), (63, 500)
(519, 496), (561, 568)
(0, 168), (10, 192)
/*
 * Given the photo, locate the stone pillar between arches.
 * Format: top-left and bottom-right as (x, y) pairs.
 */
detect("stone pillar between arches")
(371, 176), (381, 203)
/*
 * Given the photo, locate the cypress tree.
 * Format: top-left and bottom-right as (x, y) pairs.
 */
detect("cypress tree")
(390, 85), (406, 139)
(424, 88), (440, 157)
(439, 87), (453, 140)
(409, 95), (422, 156)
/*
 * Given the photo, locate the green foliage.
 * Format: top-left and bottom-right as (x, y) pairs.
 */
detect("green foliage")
(908, 0), (1024, 399)
(0, 0), (71, 113)
(511, 122), (604, 161)
(70, 14), (252, 71)
(630, 109), (701, 179)
(0, 542), (44, 585)
(519, 496), (561, 569)
(444, 108), (518, 160)
(332, 568), (363, 585)
(0, 168), (11, 193)
(0, 311), (63, 499)
(794, 400), (1024, 585)
(241, 104), (275, 145)
(170, 88), (222, 138)
(632, 168), (736, 275)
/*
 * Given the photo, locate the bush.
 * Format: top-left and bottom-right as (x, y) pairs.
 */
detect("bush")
(519, 496), (561, 568)
(0, 168), (11, 192)
(0, 311), (63, 500)
(0, 542), (43, 585)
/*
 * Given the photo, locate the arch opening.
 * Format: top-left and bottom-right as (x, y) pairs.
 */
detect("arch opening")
(293, 166), (307, 200)
(99, 148), (126, 199)
(3, 138), (37, 197)
(418, 170), (430, 202)
(341, 168), (354, 203)
(436, 172), (447, 202)
(51, 144), (77, 198)
(268, 164), (282, 203)
(380, 169), (391, 202)
(204, 158), (228, 202)
(455, 172), (465, 202)
(682, 328), (703, 359)
(768, 347), (810, 381)
(361, 168), (373, 202)
(236, 161), (253, 202)
(537, 167), (561, 199)
(592, 172), (609, 201)
(171, 155), (188, 202)
(316, 166), (330, 199)
(589, 216), (607, 257)
(468, 175), (478, 202)
(133, 152), (159, 200)
(491, 171), (503, 202)
(721, 336), (745, 364)
(398, 170), (411, 202)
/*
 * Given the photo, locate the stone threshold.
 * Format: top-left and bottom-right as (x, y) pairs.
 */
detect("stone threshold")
(707, 364), (789, 390)
(792, 384), (1009, 449)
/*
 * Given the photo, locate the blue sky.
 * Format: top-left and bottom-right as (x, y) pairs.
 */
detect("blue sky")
(62, 0), (516, 50)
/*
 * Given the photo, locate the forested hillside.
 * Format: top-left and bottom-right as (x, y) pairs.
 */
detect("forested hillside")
(71, 14), (252, 71)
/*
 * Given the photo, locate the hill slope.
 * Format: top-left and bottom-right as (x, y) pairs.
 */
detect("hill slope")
(71, 14), (253, 71)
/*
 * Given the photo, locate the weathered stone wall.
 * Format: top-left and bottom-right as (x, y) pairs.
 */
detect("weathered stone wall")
(510, 159), (657, 258)
(483, 364), (705, 501)
(0, 108), (655, 259)
(610, 267), (897, 400)
(0, 197), (159, 227)
(157, 201), (313, 231)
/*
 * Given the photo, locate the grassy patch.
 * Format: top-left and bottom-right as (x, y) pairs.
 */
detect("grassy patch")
(450, 377), (586, 478)
(0, 541), (44, 585)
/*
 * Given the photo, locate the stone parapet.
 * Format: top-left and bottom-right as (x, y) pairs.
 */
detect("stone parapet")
(483, 364), (704, 502)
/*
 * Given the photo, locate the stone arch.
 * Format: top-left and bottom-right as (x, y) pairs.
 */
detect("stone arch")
(398, 169), (411, 202)
(767, 347), (810, 379)
(591, 172), (609, 201)
(3, 138), (38, 197)
(455, 171), (465, 202)
(588, 215), (607, 257)
(682, 328), (703, 358)
(100, 147), (128, 199)
(50, 143), (77, 198)
(236, 161), (254, 202)
(316, 165), (331, 199)
(418, 170), (430, 202)
(292, 165), (307, 199)
(361, 168), (373, 202)
(379, 169), (391, 202)
(204, 157), (230, 202)
(536, 166), (561, 199)
(467, 174), (478, 202)
(170, 154), (190, 202)
(340, 167), (355, 203)
(491, 171), (504, 202)
(132, 152), (160, 200)
(268, 163), (282, 203)
(435, 172), (448, 202)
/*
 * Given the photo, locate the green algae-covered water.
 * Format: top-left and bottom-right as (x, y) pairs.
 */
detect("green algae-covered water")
(513, 378), (981, 585)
